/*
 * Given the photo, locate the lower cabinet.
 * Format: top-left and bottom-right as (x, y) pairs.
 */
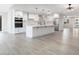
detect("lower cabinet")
(26, 26), (55, 38)
(15, 28), (25, 33)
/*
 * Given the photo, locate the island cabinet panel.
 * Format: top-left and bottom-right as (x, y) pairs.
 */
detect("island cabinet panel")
(26, 25), (55, 38)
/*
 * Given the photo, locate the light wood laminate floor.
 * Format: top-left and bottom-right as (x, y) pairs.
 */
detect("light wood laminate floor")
(0, 28), (79, 55)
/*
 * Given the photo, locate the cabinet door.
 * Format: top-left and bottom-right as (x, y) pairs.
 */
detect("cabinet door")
(15, 28), (19, 33)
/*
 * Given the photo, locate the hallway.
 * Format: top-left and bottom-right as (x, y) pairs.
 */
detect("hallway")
(0, 28), (79, 55)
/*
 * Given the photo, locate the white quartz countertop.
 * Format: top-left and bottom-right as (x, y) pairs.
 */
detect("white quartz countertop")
(26, 25), (55, 28)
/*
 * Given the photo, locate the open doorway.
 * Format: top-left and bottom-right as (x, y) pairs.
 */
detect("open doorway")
(0, 16), (2, 31)
(64, 19), (70, 28)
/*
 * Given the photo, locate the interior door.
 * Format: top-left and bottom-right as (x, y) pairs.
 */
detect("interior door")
(0, 16), (2, 31)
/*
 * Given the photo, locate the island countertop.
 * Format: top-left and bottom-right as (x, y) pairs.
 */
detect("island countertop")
(26, 25), (55, 27)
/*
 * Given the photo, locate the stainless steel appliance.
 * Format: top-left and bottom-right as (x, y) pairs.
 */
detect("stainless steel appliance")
(15, 17), (23, 28)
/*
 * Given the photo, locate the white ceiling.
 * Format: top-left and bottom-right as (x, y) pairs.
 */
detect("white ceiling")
(0, 4), (13, 13)
(12, 4), (79, 16)
(0, 4), (79, 16)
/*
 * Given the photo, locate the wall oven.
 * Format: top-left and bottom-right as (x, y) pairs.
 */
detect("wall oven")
(15, 17), (23, 28)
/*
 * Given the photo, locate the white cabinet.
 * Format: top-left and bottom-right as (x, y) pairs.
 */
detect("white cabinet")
(74, 18), (79, 28)
(7, 9), (26, 33)
(26, 25), (54, 38)
(15, 11), (23, 17)
(15, 28), (25, 33)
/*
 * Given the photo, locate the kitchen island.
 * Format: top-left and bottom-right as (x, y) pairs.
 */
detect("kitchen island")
(26, 25), (55, 38)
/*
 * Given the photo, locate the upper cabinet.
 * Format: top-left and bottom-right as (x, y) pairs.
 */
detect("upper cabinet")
(15, 11), (23, 17)
(74, 18), (79, 28)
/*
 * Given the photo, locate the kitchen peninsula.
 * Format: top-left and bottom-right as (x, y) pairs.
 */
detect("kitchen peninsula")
(26, 25), (55, 38)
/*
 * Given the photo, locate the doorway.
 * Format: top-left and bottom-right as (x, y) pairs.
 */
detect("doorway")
(64, 19), (70, 28)
(0, 16), (2, 31)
